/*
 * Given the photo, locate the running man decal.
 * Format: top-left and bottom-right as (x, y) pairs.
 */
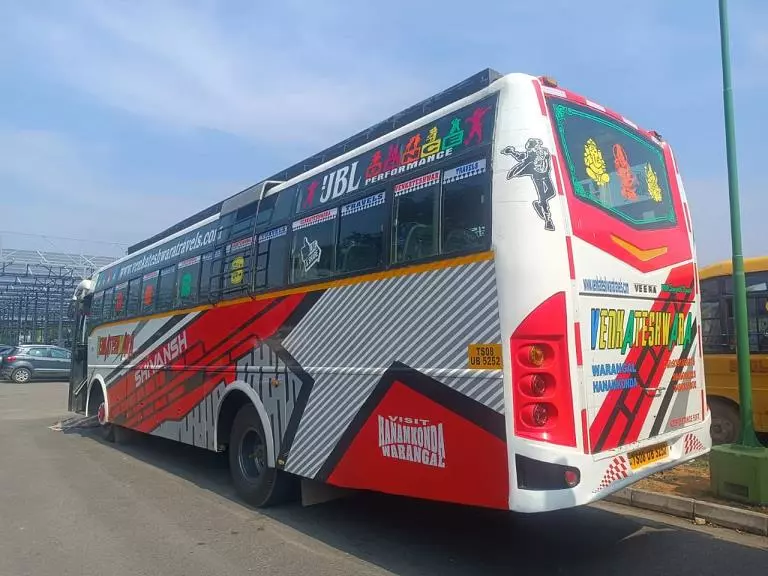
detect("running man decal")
(501, 138), (557, 231)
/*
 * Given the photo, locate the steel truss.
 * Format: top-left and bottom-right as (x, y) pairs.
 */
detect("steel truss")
(0, 248), (115, 347)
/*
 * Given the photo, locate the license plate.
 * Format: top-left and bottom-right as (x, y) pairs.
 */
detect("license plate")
(628, 442), (669, 470)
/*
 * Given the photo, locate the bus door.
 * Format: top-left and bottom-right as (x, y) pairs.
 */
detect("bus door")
(68, 283), (92, 413)
(545, 95), (703, 457)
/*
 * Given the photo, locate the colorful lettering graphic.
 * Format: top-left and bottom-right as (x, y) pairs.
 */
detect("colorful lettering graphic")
(464, 106), (491, 146)
(179, 272), (193, 297)
(384, 143), (401, 171)
(645, 163), (663, 202)
(401, 134), (422, 164)
(613, 144), (637, 200)
(97, 333), (134, 358)
(590, 308), (694, 353)
(421, 126), (441, 158)
(442, 118), (464, 150)
(584, 139), (610, 186)
(366, 151), (383, 179)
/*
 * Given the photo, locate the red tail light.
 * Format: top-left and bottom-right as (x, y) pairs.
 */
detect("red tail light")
(510, 292), (577, 447)
(4, 356), (17, 363)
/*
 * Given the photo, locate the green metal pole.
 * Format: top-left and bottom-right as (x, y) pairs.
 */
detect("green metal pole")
(718, 0), (761, 447)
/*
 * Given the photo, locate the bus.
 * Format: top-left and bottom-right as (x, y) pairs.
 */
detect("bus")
(700, 256), (768, 443)
(68, 69), (710, 513)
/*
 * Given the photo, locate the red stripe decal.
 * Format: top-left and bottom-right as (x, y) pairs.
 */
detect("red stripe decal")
(701, 389), (706, 419)
(553, 154), (565, 196)
(565, 236), (576, 279)
(574, 322), (583, 366)
(532, 79), (547, 116)
(683, 203), (692, 234)
(581, 408), (589, 454)
(563, 89), (587, 105)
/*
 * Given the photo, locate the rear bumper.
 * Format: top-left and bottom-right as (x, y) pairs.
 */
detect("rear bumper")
(508, 414), (712, 512)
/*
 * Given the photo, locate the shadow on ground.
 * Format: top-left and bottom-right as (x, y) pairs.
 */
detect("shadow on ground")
(60, 423), (767, 575)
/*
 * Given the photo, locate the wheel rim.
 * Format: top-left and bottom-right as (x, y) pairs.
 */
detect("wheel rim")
(238, 427), (266, 482)
(711, 417), (734, 444)
(14, 369), (30, 383)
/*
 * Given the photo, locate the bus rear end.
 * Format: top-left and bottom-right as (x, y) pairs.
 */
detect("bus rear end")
(543, 84), (710, 502)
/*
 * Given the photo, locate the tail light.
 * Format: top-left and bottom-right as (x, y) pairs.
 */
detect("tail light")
(4, 356), (17, 363)
(510, 292), (577, 447)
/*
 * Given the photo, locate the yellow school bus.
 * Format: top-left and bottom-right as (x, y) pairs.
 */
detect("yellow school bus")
(700, 256), (768, 443)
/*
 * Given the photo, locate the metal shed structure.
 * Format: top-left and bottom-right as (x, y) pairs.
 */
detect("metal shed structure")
(0, 248), (116, 348)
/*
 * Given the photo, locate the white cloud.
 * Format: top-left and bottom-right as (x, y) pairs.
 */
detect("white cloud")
(6, 1), (428, 147)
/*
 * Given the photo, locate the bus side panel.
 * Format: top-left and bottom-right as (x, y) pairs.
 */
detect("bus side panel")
(88, 257), (510, 509)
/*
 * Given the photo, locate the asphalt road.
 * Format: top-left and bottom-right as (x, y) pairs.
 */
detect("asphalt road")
(0, 382), (765, 576)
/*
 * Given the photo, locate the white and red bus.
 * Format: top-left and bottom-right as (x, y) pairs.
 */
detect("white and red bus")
(69, 69), (710, 513)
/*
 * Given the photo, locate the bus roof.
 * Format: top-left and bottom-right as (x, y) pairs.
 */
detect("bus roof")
(699, 256), (768, 279)
(126, 68), (504, 255)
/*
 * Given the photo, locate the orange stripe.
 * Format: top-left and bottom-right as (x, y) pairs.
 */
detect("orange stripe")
(96, 251), (495, 330)
(609, 234), (668, 261)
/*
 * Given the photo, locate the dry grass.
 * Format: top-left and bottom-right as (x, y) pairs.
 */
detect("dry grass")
(634, 455), (768, 514)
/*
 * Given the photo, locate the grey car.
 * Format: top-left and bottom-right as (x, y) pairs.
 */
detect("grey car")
(0, 345), (72, 383)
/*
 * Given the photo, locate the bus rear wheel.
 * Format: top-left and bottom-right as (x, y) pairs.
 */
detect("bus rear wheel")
(709, 398), (739, 445)
(228, 403), (296, 507)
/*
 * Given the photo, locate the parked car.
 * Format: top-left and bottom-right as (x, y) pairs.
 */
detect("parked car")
(0, 345), (72, 383)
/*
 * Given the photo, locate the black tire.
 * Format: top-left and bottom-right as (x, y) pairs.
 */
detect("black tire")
(11, 367), (32, 383)
(91, 387), (115, 443)
(228, 404), (295, 507)
(709, 398), (739, 445)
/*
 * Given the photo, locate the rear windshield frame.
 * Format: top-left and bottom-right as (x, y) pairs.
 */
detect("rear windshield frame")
(547, 97), (677, 231)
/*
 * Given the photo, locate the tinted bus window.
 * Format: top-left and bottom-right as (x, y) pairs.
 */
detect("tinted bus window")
(256, 226), (289, 290)
(273, 188), (297, 222)
(291, 209), (337, 283)
(91, 292), (104, 324)
(338, 191), (386, 274)
(392, 171), (440, 263)
(549, 99), (675, 229)
(126, 278), (142, 317)
(102, 288), (114, 322)
(157, 265), (176, 311)
(141, 270), (159, 314)
(176, 255), (201, 307)
(113, 282), (128, 318)
(199, 252), (215, 303)
(255, 194), (277, 226)
(441, 158), (490, 255)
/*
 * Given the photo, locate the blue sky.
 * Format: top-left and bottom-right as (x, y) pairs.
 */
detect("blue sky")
(0, 0), (766, 265)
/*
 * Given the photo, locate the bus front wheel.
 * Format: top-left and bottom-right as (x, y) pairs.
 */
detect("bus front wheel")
(228, 403), (296, 508)
(709, 398), (739, 445)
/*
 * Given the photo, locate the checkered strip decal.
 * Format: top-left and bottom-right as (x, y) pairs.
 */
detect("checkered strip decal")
(281, 258), (503, 479)
(293, 208), (338, 231)
(594, 455), (630, 493)
(341, 191), (386, 216)
(683, 432), (706, 455)
(394, 170), (441, 197)
(442, 158), (487, 184)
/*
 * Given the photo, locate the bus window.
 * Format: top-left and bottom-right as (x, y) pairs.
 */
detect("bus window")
(255, 226), (289, 290)
(199, 252), (215, 303)
(273, 188), (297, 222)
(392, 171), (440, 263)
(701, 300), (724, 353)
(102, 288), (114, 322)
(141, 271), (159, 314)
(255, 194), (277, 226)
(91, 292), (104, 325)
(176, 255), (201, 308)
(223, 238), (253, 296)
(113, 282), (128, 319)
(157, 265), (176, 311)
(441, 158), (490, 255)
(126, 278), (142, 317)
(550, 99), (676, 230)
(337, 191), (386, 274)
(291, 209), (337, 283)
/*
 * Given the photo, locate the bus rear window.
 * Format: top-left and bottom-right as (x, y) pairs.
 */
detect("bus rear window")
(549, 99), (676, 229)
